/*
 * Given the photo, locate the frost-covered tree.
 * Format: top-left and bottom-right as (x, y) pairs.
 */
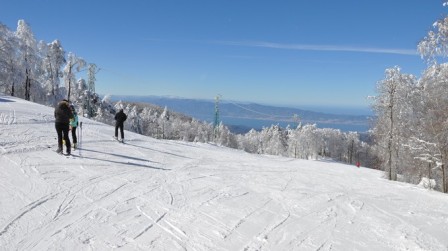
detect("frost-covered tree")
(258, 125), (287, 156)
(286, 125), (301, 158)
(319, 128), (344, 160)
(158, 106), (170, 139)
(193, 119), (213, 142)
(63, 52), (86, 102)
(397, 2), (448, 192)
(140, 107), (159, 137)
(366, 2), (448, 192)
(285, 124), (320, 159)
(238, 129), (261, 154)
(15, 20), (38, 101)
(346, 132), (356, 164)
(405, 137), (440, 187)
(418, 13), (448, 65)
(416, 64), (448, 192)
(68, 78), (88, 112)
(0, 21), (71, 105)
(215, 122), (237, 148)
(43, 40), (65, 105)
(94, 95), (115, 124)
(371, 67), (416, 180)
(128, 105), (143, 135)
(0, 23), (20, 96)
(85, 64), (99, 118)
(299, 124), (320, 160)
(272, 125), (288, 156)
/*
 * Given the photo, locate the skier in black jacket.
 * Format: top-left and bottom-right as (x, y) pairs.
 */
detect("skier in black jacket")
(54, 99), (74, 154)
(114, 109), (127, 142)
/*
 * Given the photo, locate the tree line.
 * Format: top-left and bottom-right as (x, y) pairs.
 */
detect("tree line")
(371, 3), (448, 193)
(98, 99), (372, 167)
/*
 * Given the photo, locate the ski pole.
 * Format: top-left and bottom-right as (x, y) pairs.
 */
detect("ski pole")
(77, 122), (80, 150)
(80, 122), (83, 153)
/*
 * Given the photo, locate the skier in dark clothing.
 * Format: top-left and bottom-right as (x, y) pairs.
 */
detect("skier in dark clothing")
(54, 99), (74, 154)
(114, 109), (127, 142)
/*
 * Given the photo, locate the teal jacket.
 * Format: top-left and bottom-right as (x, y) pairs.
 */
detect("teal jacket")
(70, 112), (79, 128)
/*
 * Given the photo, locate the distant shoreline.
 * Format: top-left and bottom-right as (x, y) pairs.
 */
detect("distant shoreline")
(110, 95), (371, 133)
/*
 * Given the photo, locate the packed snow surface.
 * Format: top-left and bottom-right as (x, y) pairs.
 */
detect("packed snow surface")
(1, 96), (447, 250)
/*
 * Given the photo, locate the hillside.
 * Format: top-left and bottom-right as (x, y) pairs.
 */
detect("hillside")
(1, 95), (447, 250)
(110, 95), (370, 133)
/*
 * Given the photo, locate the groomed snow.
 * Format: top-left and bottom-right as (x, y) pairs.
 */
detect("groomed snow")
(1, 96), (447, 250)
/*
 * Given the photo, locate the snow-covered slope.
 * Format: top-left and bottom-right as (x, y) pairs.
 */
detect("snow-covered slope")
(1, 95), (447, 251)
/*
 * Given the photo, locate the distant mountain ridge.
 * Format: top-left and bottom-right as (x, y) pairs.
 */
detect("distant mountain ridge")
(110, 95), (370, 133)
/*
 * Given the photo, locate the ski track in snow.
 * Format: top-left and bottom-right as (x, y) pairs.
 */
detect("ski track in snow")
(1, 96), (448, 250)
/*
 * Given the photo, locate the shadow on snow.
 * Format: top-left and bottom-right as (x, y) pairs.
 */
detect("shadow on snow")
(79, 147), (170, 171)
(0, 97), (15, 103)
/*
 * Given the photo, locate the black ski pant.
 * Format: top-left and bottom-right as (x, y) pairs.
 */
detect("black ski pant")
(71, 126), (77, 144)
(55, 122), (71, 152)
(115, 122), (124, 139)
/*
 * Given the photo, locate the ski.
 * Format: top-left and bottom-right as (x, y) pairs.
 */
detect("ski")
(55, 150), (78, 158)
(63, 153), (80, 158)
(112, 137), (125, 144)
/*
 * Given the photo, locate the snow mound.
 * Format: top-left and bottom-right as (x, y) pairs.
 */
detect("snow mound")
(418, 177), (437, 189)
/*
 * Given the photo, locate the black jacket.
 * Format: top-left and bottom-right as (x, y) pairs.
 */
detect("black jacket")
(115, 110), (127, 124)
(54, 101), (73, 124)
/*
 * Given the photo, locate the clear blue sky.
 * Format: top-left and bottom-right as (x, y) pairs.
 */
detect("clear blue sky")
(1, 0), (445, 111)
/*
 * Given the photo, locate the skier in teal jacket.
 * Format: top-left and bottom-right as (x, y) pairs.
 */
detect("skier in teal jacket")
(69, 105), (79, 149)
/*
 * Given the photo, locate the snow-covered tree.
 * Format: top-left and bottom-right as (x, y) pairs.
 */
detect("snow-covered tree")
(42, 40), (65, 105)
(193, 119), (213, 143)
(85, 64), (98, 118)
(299, 124), (320, 160)
(418, 14), (448, 65)
(371, 67), (416, 180)
(215, 122), (237, 148)
(128, 105), (143, 135)
(158, 106), (170, 139)
(15, 20), (39, 101)
(416, 64), (448, 192)
(286, 125), (301, 158)
(63, 52), (86, 102)
(238, 129), (261, 154)
(319, 128), (344, 160)
(0, 24), (19, 96)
